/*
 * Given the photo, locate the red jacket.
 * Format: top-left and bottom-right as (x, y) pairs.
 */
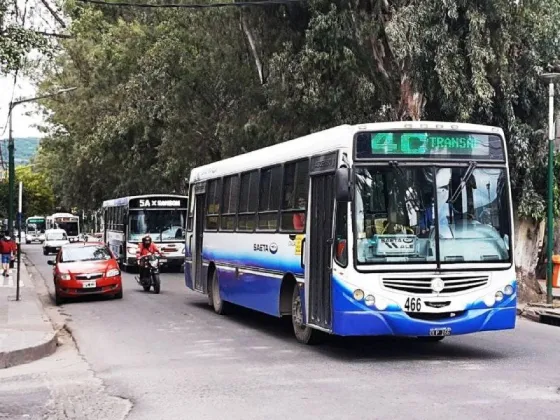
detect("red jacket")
(0, 239), (15, 254)
(136, 243), (160, 258)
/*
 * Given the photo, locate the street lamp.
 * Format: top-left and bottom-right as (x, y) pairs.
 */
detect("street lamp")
(7, 87), (77, 236)
(539, 73), (560, 304)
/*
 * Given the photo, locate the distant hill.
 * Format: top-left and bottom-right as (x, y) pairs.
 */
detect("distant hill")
(0, 137), (41, 166)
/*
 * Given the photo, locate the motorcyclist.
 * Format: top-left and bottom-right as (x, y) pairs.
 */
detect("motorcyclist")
(136, 235), (161, 280)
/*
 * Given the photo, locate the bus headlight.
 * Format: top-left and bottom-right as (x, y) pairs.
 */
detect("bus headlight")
(364, 295), (375, 306)
(495, 291), (504, 302)
(503, 285), (514, 295)
(353, 289), (364, 300)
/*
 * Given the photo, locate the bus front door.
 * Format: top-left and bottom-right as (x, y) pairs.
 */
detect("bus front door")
(192, 192), (206, 293)
(305, 153), (337, 332)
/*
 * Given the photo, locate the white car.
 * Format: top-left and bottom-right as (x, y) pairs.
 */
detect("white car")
(43, 229), (70, 255)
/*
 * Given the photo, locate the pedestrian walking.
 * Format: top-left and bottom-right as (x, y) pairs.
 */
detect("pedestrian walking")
(0, 231), (14, 277)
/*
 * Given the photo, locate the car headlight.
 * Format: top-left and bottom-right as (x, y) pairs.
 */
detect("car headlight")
(58, 273), (71, 281)
(106, 268), (120, 277)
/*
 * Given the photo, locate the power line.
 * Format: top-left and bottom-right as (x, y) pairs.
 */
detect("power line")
(76, 0), (306, 9)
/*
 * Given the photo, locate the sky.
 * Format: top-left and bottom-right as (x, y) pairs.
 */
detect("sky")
(0, 75), (44, 139)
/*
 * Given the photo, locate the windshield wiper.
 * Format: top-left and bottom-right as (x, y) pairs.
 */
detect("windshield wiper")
(448, 161), (477, 204)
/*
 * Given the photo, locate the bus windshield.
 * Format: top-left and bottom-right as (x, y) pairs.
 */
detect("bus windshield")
(27, 220), (46, 233)
(57, 221), (79, 237)
(354, 166), (511, 265)
(128, 210), (185, 242)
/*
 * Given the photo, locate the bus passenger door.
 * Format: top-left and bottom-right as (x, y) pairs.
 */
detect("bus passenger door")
(305, 152), (338, 332)
(191, 183), (206, 293)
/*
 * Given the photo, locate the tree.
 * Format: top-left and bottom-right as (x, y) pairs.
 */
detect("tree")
(35, 0), (560, 300)
(0, 0), (49, 74)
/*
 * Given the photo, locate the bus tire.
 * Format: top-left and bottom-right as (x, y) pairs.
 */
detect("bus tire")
(211, 270), (230, 315)
(291, 285), (323, 345)
(417, 336), (445, 343)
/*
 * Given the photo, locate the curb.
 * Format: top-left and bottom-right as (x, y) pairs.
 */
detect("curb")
(0, 331), (58, 369)
(0, 257), (61, 369)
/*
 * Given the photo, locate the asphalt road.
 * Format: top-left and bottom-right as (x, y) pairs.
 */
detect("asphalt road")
(20, 244), (560, 419)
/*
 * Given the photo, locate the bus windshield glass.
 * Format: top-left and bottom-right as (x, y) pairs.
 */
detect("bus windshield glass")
(57, 221), (79, 237)
(355, 166), (511, 265)
(128, 210), (185, 242)
(27, 219), (46, 233)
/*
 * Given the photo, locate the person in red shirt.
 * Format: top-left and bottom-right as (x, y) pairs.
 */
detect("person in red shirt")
(136, 235), (161, 259)
(136, 235), (161, 280)
(292, 197), (307, 231)
(0, 231), (15, 277)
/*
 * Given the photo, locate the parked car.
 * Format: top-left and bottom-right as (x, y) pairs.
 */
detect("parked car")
(43, 229), (70, 255)
(48, 242), (123, 305)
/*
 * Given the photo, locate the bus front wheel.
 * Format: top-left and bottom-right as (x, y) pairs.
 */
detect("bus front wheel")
(291, 285), (323, 345)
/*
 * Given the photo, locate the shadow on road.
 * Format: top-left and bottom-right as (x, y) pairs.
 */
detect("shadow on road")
(189, 301), (507, 362)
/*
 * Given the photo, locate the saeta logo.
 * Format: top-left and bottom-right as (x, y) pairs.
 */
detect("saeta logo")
(269, 243), (278, 254)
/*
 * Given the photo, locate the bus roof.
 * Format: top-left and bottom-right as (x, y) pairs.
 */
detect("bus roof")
(50, 213), (78, 218)
(189, 121), (505, 182)
(102, 194), (188, 208)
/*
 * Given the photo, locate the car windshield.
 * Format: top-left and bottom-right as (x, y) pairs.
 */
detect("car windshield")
(61, 246), (112, 263)
(47, 233), (67, 240)
(128, 210), (185, 242)
(355, 166), (511, 265)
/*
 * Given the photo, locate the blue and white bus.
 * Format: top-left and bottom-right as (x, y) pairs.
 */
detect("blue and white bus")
(185, 121), (516, 344)
(102, 195), (188, 271)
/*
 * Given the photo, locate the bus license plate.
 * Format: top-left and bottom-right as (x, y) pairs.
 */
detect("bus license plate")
(429, 327), (451, 337)
(82, 281), (97, 288)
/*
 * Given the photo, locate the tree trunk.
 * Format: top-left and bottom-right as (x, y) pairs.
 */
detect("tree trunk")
(514, 212), (544, 302)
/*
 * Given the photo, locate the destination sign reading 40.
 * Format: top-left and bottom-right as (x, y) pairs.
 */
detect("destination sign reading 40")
(361, 131), (504, 160)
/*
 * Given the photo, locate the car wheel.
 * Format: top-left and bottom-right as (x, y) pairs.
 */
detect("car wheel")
(43, 248), (47, 256)
(55, 289), (64, 306)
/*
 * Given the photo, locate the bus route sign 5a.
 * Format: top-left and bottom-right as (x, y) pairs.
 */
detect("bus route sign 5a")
(139, 199), (181, 207)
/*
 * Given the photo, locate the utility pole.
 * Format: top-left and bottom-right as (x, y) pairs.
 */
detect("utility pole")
(7, 87), (77, 239)
(540, 72), (560, 304)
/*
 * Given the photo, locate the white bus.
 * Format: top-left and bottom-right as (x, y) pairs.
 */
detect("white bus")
(185, 121), (516, 344)
(102, 195), (188, 271)
(25, 216), (46, 243)
(46, 213), (80, 242)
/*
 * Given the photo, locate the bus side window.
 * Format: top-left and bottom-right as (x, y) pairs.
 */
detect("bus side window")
(334, 202), (348, 267)
(221, 175), (240, 231)
(205, 179), (221, 231)
(257, 165), (282, 230)
(238, 171), (258, 231)
(187, 185), (195, 232)
(280, 159), (309, 232)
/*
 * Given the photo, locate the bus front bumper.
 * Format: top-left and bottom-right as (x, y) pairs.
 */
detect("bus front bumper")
(332, 306), (516, 337)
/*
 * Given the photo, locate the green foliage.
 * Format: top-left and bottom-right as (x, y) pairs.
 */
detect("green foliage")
(0, 0), (49, 73)
(0, 165), (54, 220)
(35, 0), (560, 220)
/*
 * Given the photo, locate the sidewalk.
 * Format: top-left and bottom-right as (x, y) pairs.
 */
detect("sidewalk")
(0, 262), (57, 368)
(538, 280), (560, 299)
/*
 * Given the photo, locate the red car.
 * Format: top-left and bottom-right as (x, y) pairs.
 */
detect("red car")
(48, 242), (123, 305)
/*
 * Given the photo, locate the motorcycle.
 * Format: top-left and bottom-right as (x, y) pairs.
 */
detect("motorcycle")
(136, 254), (161, 294)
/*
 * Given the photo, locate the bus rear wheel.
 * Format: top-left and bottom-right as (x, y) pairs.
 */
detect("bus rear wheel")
(291, 285), (323, 345)
(211, 270), (230, 315)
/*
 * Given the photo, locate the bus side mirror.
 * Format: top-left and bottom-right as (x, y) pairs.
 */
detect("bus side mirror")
(335, 167), (352, 202)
